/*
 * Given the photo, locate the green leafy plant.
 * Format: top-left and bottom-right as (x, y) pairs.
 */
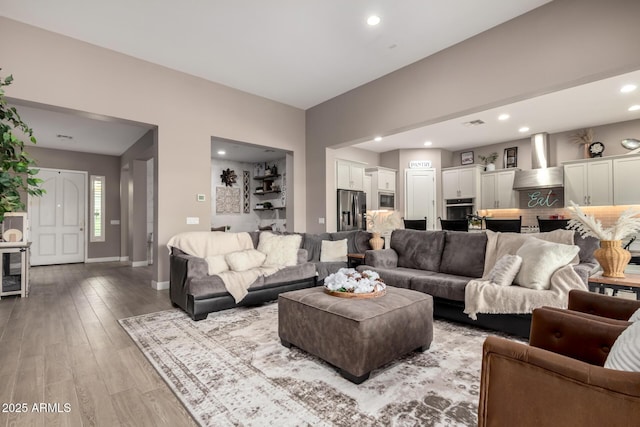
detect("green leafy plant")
(478, 152), (498, 165)
(0, 72), (44, 222)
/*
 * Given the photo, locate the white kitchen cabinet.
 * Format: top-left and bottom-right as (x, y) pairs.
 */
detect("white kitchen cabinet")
(481, 170), (518, 209)
(365, 167), (397, 192)
(563, 159), (612, 206)
(614, 156), (640, 205)
(378, 169), (396, 191)
(442, 165), (482, 199)
(336, 160), (365, 191)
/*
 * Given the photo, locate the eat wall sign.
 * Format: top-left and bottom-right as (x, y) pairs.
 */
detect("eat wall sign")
(518, 187), (564, 209)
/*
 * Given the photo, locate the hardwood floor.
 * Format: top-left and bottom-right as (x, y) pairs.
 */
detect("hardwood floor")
(0, 262), (198, 427)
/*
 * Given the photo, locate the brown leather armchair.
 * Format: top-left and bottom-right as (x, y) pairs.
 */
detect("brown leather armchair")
(478, 306), (640, 426)
(567, 289), (640, 320)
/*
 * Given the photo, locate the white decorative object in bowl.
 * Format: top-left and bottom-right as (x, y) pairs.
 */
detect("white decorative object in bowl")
(324, 268), (386, 298)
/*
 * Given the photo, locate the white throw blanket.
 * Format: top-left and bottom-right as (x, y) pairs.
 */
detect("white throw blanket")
(464, 230), (587, 320)
(216, 265), (282, 303)
(167, 231), (254, 258)
(167, 231), (282, 303)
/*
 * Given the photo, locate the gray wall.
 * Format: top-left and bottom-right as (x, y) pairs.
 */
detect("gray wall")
(28, 146), (121, 259)
(120, 130), (154, 265)
(306, 0), (640, 232)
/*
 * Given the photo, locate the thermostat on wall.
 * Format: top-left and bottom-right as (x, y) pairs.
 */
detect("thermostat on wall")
(197, 194), (206, 202)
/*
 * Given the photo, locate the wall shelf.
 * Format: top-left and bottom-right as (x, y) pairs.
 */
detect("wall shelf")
(253, 174), (281, 181)
(253, 190), (281, 195)
(254, 207), (286, 211)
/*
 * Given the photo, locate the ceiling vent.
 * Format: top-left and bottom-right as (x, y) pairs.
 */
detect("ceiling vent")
(462, 119), (485, 127)
(56, 134), (74, 140)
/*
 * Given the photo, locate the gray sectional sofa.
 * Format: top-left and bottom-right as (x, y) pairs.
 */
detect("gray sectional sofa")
(358, 229), (598, 337)
(169, 230), (372, 320)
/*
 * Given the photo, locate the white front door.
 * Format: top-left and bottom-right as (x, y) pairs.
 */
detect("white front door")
(405, 169), (436, 230)
(29, 169), (86, 266)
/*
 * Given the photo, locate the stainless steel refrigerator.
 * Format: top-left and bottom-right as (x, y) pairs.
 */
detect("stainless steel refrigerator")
(337, 189), (366, 231)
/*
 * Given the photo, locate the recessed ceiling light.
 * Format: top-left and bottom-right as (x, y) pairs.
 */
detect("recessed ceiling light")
(518, 127), (530, 133)
(217, 150), (226, 155)
(367, 15), (381, 26)
(629, 105), (640, 112)
(423, 141), (433, 146)
(374, 136), (382, 142)
(620, 84), (637, 93)
(498, 114), (510, 121)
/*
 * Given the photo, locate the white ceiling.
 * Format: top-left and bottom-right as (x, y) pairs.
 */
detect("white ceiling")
(354, 69), (640, 152)
(0, 0), (550, 109)
(6, 1), (638, 158)
(8, 103), (152, 156)
(211, 138), (288, 163)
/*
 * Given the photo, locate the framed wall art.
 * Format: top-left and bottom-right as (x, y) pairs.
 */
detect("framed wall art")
(461, 151), (474, 165)
(504, 147), (518, 168)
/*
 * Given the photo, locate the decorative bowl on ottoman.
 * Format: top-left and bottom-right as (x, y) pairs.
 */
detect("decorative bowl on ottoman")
(323, 268), (386, 298)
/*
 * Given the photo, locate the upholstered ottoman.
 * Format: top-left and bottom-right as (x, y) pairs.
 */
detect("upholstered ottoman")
(278, 286), (433, 384)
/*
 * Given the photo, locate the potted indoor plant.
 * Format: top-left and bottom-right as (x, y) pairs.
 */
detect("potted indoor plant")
(365, 210), (402, 250)
(568, 200), (640, 277)
(478, 152), (499, 171)
(0, 72), (44, 223)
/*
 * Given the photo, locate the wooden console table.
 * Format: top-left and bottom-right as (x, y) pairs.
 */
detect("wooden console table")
(588, 272), (640, 300)
(0, 242), (30, 299)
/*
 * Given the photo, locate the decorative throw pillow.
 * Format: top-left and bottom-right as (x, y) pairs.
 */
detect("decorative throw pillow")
(225, 249), (266, 272)
(257, 232), (302, 267)
(486, 254), (522, 286)
(629, 308), (640, 323)
(604, 321), (640, 371)
(205, 254), (229, 275)
(320, 239), (348, 262)
(514, 239), (580, 290)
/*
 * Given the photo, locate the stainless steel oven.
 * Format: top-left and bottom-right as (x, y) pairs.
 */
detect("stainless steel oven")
(378, 191), (395, 209)
(445, 198), (473, 220)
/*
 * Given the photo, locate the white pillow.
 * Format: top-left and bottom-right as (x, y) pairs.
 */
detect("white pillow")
(514, 239), (580, 290)
(486, 254), (522, 286)
(629, 308), (640, 322)
(257, 232), (302, 267)
(225, 249), (266, 272)
(604, 321), (640, 371)
(205, 254), (229, 275)
(320, 239), (348, 262)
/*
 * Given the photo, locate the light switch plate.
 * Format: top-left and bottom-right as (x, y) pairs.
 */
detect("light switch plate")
(186, 217), (199, 225)
(197, 194), (206, 202)
(110, 219), (120, 225)
(318, 217), (325, 224)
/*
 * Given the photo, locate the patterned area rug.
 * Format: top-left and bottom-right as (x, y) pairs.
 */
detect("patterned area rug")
(120, 303), (510, 427)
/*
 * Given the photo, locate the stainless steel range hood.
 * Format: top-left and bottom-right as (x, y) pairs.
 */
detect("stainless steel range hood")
(512, 133), (564, 190)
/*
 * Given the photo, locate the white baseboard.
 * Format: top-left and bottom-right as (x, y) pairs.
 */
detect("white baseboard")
(131, 260), (149, 268)
(152, 280), (169, 290)
(119, 256), (130, 262)
(86, 257), (121, 263)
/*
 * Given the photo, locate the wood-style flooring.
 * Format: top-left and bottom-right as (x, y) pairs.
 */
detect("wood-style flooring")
(0, 262), (198, 427)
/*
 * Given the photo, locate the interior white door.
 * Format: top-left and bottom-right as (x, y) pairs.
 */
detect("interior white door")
(29, 169), (86, 266)
(405, 169), (436, 230)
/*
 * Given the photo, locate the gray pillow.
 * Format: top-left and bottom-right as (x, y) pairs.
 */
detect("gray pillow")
(629, 308), (640, 323)
(486, 254), (522, 286)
